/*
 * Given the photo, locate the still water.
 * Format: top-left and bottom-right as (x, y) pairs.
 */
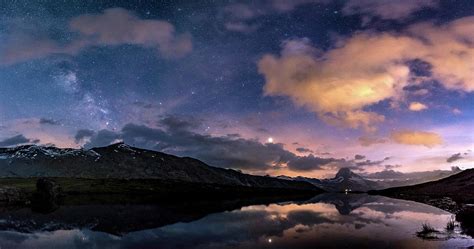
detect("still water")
(0, 194), (472, 249)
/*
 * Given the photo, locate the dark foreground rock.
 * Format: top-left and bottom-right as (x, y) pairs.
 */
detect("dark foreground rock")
(31, 178), (62, 213)
(457, 206), (474, 237)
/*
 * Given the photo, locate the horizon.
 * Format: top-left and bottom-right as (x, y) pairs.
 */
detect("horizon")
(0, 139), (466, 181)
(0, 0), (473, 179)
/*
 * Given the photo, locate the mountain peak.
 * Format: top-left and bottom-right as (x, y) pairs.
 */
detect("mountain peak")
(93, 142), (138, 153)
(335, 168), (354, 179)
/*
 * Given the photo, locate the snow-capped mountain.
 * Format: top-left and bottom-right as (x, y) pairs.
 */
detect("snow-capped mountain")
(0, 144), (101, 161)
(0, 143), (321, 192)
(278, 168), (381, 192)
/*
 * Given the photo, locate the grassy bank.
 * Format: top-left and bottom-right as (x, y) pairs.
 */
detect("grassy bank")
(0, 177), (320, 205)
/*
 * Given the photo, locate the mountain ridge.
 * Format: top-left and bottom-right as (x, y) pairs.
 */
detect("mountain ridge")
(0, 143), (322, 193)
(278, 166), (464, 192)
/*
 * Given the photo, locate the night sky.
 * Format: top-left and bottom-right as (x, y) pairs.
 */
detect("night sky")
(0, 0), (472, 178)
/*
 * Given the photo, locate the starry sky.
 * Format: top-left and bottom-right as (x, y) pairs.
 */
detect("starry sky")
(0, 0), (473, 178)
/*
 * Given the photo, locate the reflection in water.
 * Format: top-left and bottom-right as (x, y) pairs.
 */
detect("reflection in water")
(0, 194), (472, 249)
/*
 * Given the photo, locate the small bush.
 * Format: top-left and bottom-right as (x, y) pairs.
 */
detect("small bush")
(417, 223), (438, 235)
(446, 220), (456, 231)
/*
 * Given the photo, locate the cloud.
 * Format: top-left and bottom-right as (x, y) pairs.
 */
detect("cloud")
(0, 134), (39, 147)
(223, 3), (262, 21)
(85, 130), (122, 148)
(358, 136), (386, 147)
(74, 129), (95, 143)
(258, 36), (405, 132)
(452, 108), (462, 115)
(258, 16), (474, 130)
(384, 164), (401, 170)
(1, 8), (192, 64)
(296, 147), (313, 153)
(446, 153), (463, 163)
(224, 22), (260, 33)
(39, 118), (60, 126)
(287, 154), (341, 171)
(390, 130), (442, 147)
(270, 0), (328, 12)
(221, 0), (438, 33)
(221, 1), (326, 33)
(362, 167), (461, 181)
(158, 115), (203, 132)
(354, 157), (390, 168)
(54, 71), (80, 93)
(342, 0), (438, 21)
(408, 102), (428, 111)
(75, 115), (341, 172)
(76, 115), (394, 173)
(354, 154), (366, 160)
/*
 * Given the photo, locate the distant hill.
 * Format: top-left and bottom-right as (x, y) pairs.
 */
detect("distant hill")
(371, 169), (474, 203)
(0, 143), (322, 194)
(278, 168), (381, 192)
(361, 167), (462, 189)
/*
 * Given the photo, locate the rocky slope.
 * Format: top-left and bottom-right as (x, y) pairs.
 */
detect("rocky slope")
(0, 143), (321, 192)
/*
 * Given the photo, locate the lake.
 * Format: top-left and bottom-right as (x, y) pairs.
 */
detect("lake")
(0, 194), (472, 249)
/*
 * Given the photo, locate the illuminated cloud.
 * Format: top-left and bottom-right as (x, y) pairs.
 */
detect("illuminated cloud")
(390, 130), (442, 148)
(358, 136), (386, 147)
(408, 102), (428, 111)
(69, 8), (192, 58)
(1, 8), (192, 64)
(258, 16), (474, 130)
(258, 36), (408, 131)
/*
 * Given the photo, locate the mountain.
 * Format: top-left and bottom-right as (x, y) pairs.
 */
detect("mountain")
(278, 168), (381, 192)
(371, 169), (474, 204)
(0, 143), (322, 193)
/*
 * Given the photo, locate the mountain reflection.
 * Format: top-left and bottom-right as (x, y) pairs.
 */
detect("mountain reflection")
(0, 194), (472, 249)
